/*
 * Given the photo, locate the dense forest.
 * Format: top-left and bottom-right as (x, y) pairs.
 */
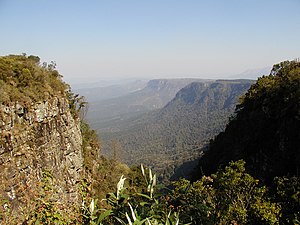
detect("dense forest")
(0, 55), (299, 224)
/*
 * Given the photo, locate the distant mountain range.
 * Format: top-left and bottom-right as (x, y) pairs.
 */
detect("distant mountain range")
(85, 78), (208, 132)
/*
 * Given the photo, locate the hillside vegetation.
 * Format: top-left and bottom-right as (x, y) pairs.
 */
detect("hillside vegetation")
(101, 80), (253, 181)
(198, 60), (300, 183)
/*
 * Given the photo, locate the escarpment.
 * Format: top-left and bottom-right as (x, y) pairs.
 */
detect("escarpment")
(0, 55), (84, 217)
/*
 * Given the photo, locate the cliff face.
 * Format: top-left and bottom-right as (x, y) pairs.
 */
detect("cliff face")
(0, 96), (83, 212)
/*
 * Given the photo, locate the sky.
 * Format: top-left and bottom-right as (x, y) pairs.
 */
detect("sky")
(0, 0), (300, 85)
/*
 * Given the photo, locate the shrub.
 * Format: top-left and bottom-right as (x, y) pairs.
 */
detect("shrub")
(0, 54), (69, 104)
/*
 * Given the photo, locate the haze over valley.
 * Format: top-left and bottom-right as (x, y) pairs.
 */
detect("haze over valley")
(75, 76), (255, 181)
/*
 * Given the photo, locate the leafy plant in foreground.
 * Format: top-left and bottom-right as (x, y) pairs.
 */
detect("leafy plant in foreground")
(87, 165), (181, 224)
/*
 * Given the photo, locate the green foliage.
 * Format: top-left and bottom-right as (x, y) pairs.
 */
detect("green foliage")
(83, 160), (298, 225)
(0, 54), (68, 103)
(1, 159), (295, 225)
(90, 165), (180, 225)
(240, 60), (300, 116)
(171, 160), (280, 225)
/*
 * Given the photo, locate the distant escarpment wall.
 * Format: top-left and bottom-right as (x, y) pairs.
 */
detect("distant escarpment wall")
(0, 96), (83, 212)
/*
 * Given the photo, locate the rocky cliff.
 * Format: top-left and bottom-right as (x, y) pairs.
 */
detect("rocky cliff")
(0, 55), (84, 219)
(0, 97), (83, 213)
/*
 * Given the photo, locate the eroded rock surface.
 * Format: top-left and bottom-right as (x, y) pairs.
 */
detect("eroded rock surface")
(0, 97), (83, 212)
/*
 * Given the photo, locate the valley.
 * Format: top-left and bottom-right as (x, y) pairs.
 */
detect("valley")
(78, 78), (254, 181)
(1, 55), (299, 224)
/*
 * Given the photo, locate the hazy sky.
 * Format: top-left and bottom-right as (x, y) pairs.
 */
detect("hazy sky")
(1, 0), (299, 85)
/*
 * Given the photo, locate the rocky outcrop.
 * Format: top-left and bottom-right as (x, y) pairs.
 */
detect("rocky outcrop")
(0, 96), (83, 213)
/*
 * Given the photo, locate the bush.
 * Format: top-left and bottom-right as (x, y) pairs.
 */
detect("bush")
(170, 160), (280, 224)
(0, 54), (69, 104)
